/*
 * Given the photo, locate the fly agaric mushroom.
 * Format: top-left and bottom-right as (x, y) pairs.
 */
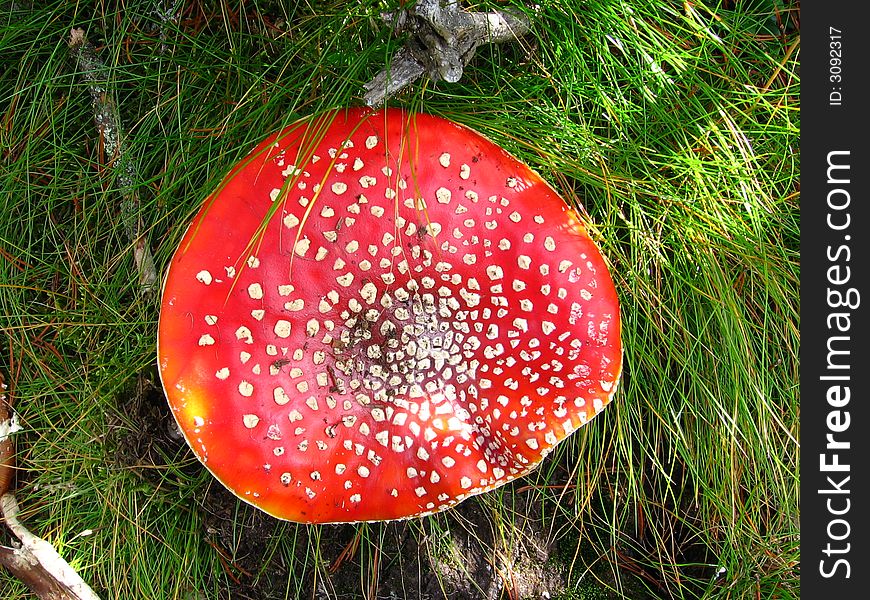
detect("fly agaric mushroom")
(157, 107), (622, 523)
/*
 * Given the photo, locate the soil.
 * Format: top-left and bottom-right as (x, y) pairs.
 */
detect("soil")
(189, 482), (568, 600)
(111, 375), (712, 600)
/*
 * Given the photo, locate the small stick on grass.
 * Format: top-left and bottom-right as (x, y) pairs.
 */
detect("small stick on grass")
(0, 374), (102, 600)
(67, 27), (158, 293)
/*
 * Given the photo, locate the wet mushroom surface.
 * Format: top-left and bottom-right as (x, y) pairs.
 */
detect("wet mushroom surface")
(157, 107), (622, 523)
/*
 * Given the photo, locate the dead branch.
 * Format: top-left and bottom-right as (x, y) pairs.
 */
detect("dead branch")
(0, 374), (102, 600)
(364, 0), (532, 106)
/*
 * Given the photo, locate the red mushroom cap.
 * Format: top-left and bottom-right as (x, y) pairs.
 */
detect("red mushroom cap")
(157, 107), (622, 523)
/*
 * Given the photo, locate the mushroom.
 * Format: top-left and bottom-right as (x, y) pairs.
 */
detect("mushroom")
(157, 107), (622, 523)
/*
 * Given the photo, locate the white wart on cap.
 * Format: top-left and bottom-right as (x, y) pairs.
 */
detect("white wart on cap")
(157, 107), (622, 523)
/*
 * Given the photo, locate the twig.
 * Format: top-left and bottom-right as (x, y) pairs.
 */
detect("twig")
(364, 0), (532, 106)
(0, 374), (102, 600)
(151, 0), (182, 55)
(66, 27), (158, 293)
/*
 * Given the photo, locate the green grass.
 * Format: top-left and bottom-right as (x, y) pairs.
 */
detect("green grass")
(1, 1), (799, 598)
